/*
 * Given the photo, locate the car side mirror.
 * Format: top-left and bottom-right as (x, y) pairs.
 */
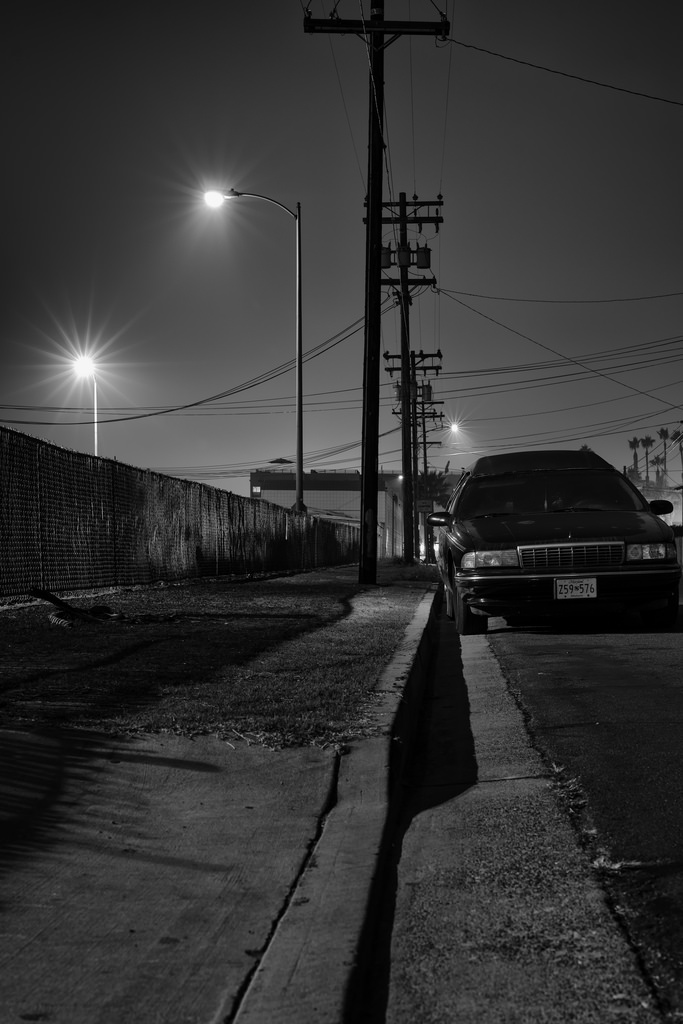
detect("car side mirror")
(427, 511), (451, 527)
(649, 499), (673, 515)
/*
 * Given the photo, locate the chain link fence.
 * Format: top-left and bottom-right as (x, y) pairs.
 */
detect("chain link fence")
(0, 427), (360, 600)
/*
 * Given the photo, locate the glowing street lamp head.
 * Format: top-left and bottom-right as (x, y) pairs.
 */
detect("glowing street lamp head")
(204, 190), (225, 209)
(450, 422), (459, 435)
(74, 355), (96, 378)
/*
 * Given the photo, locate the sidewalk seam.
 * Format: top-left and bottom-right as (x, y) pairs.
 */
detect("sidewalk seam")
(219, 751), (342, 1024)
(230, 584), (442, 1024)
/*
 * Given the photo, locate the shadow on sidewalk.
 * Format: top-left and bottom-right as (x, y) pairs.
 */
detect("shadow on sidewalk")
(0, 729), (118, 882)
(346, 610), (477, 1023)
(0, 728), (226, 892)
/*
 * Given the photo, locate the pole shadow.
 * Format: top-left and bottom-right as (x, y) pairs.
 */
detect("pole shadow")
(346, 610), (478, 1023)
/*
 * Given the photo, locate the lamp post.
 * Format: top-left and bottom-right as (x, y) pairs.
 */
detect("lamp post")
(73, 355), (98, 456)
(204, 189), (305, 513)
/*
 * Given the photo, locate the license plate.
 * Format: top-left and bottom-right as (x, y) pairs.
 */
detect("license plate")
(555, 577), (597, 600)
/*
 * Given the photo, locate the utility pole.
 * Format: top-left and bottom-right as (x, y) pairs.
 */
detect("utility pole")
(411, 350), (443, 557)
(304, 4), (450, 584)
(398, 278), (413, 562)
(360, 0), (385, 583)
(384, 278), (415, 563)
(398, 195), (413, 562)
(418, 380), (444, 562)
(380, 193), (443, 562)
(411, 356), (420, 556)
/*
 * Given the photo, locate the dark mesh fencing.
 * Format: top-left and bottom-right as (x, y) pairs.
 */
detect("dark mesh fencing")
(0, 427), (360, 599)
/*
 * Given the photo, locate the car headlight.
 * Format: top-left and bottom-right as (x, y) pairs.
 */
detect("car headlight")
(626, 543), (676, 561)
(461, 549), (520, 569)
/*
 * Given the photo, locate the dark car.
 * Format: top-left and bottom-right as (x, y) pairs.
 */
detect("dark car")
(427, 449), (681, 634)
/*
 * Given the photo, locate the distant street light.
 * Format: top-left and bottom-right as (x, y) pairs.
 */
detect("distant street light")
(73, 355), (98, 456)
(203, 188), (305, 512)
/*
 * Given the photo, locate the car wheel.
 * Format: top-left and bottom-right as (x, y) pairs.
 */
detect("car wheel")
(444, 584), (455, 620)
(443, 561), (456, 620)
(454, 588), (488, 635)
(641, 594), (679, 630)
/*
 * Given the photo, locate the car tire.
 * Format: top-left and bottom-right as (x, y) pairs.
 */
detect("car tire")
(444, 581), (455, 620)
(443, 562), (456, 620)
(455, 588), (488, 635)
(641, 594), (679, 630)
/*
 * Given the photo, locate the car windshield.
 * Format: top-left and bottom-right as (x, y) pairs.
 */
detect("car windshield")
(456, 470), (646, 519)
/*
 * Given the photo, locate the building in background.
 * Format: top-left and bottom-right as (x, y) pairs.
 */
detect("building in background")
(250, 467), (404, 558)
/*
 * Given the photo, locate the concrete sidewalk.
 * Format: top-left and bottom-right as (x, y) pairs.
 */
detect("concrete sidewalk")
(1, 578), (663, 1024)
(0, 577), (439, 1024)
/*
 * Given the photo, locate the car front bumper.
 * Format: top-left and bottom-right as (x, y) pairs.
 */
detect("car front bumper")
(454, 566), (681, 617)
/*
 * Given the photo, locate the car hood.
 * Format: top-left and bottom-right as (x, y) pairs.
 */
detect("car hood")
(455, 510), (672, 548)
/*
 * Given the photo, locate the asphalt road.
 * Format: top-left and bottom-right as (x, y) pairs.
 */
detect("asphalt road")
(486, 610), (683, 1020)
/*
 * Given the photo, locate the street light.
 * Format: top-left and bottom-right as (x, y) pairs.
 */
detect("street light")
(203, 188), (305, 513)
(73, 355), (98, 456)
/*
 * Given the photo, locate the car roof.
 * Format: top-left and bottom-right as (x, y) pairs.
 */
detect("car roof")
(467, 450), (615, 478)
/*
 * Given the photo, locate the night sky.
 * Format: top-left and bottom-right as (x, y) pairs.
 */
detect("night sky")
(2, 1), (683, 498)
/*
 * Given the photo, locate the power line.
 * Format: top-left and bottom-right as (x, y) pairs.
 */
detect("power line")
(440, 286), (683, 304)
(438, 332), (683, 378)
(438, 353), (683, 397)
(461, 377), (683, 423)
(153, 425), (402, 479)
(4, 326), (682, 422)
(0, 302), (395, 428)
(440, 289), (683, 418)
(438, 4), (454, 195)
(325, 34), (366, 190)
(444, 36), (683, 108)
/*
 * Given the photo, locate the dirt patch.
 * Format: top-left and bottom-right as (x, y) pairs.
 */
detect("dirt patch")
(0, 565), (438, 747)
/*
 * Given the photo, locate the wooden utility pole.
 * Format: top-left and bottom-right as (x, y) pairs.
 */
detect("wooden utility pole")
(359, 0), (386, 583)
(398, 195), (414, 563)
(380, 194), (443, 561)
(411, 350), (443, 556)
(304, 5), (449, 583)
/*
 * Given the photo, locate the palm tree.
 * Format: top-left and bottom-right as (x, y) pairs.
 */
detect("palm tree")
(671, 429), (683, 485)
(628, 437), (641, 476)
(657, 427), (670, 480)
(651, 454), (664, 487)
(640, 436), (655, 483)
(418, 464), (452, 509)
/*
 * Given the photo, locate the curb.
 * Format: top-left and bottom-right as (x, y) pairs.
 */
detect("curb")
(232, 585), (443, 1024)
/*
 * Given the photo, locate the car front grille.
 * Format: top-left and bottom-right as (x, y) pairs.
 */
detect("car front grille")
(518, 542), (624, 570)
